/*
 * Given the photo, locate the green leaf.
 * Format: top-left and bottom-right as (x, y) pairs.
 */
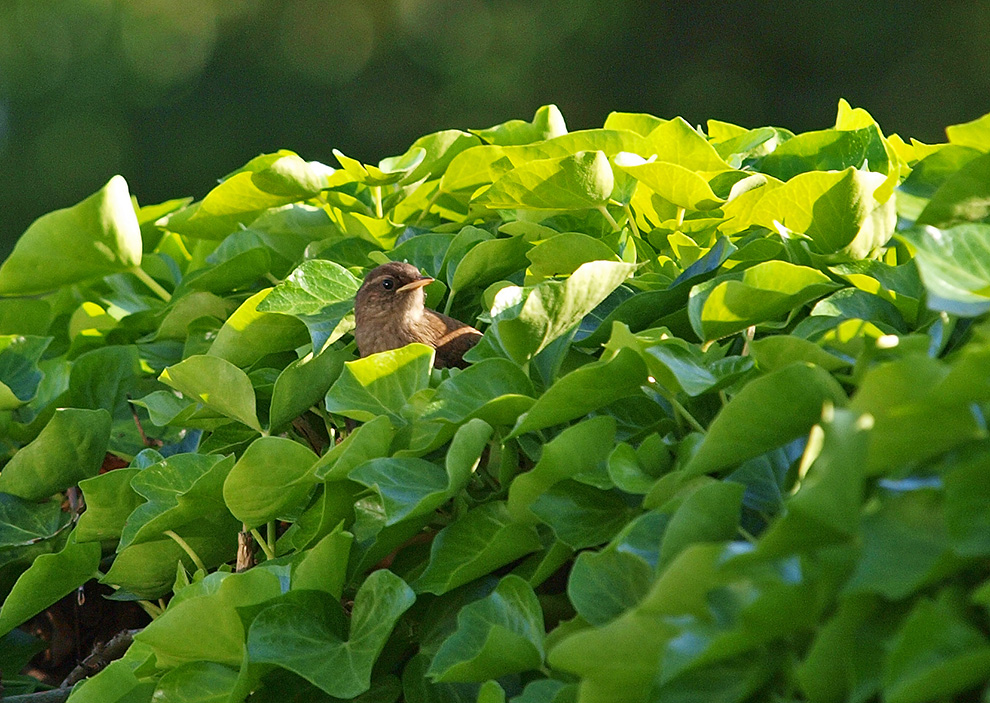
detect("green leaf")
(102, 515), (240, 598)
(350, 419), (491, 527)
(414, 502), (542, 595)
(0, 532), (101, 637)
(607, 440), (669, 495)
(0, 175), (142, 295)
(268, 344), (350, 432)
(399, 129), (483, 183)
(259, 258), (362, 351)
(916, 151), (990, 228)
(0, 335), (50, 409)
(646, 116), (731, 171)
(159, 354), (262, 431)
(688, 260), (839, 341)
(525, 232), (619, 281)
(749, 335), (850, 372)
(509, 348), (647, 436)
(136, 568), (284, 667)
(843, 490), (962, 600)
(152, 291), (230, 340)
(613, 153), (724, 211)
(479, 150), (614, 211)
(605, 111), (666, 136)
(76, 468), (144, 543)
(530, 481), (636, 549)
(163, 152), (331, 239)
(757, 407), (869, 557)
(447, 233), (532, 295)
(657, 480), (743, 568)
(883, 597), (990, 703)
(758, 126), (890, 181)
(62, 640), (156, 703)
(944, 447), (990, 557)
(223, 436), (319, 528)
(508, 417), (616, 522)
(849, 354), (987, 474)
(548, 546), (729, 703)
(290, 524), (353, 598)
(946, 112), (990, 151)
(486, 260), (636, 366)
(334, 147), (425, 186)
(428, 575), (545, 682)
(683, 363), (847, 477)
(420, 358), (534, 426)
(208, 288), (309, 368)
(120, 453), (237, 550)
(575, 238), (736, 348)
(568, 548), (654, 626)
(749, 167), (895, 260)
(0, 408), (111, 501)
(67, 345), (141, 416)
(0, 494), (66, 549)
(324, 343), (434, 424)
(900, 223), (990, 316)
(313, 414), (395, 482)
(471, 104), (568, 146)
(153, 661), (244, 703)
(247, 570), (416, 698)
(641, 338), (754, 396)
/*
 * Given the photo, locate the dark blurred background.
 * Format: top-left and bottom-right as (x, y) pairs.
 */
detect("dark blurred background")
(1, 0), (988, 256)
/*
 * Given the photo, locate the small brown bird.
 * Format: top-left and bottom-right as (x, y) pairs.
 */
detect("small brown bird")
(354, 262), (482, 369)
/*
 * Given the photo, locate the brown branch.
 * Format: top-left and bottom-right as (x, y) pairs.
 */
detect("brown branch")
(58, 628), (141, 689)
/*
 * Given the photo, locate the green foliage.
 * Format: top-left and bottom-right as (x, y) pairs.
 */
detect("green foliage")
(2, 100), (990, 702)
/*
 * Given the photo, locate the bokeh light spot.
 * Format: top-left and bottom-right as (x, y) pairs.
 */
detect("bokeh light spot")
(278, 0), (376, 85)
(120, 0), (218, 87)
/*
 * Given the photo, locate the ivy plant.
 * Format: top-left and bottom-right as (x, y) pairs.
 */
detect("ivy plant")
(2, 100), (990, 703)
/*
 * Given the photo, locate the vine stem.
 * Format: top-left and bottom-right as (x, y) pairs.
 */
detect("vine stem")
(130, 266), (171, 302)
(597, 204), (620, 231)
(164, 529), (207, 572)
(250, 528), (276, 560)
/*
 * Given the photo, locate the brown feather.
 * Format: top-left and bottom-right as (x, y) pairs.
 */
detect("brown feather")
(354, 262), (482, 368)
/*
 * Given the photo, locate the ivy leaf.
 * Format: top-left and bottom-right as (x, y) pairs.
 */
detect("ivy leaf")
(0, 175), (142, 295)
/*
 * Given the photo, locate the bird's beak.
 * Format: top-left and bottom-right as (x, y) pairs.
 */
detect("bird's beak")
(396, 276), (434, 292)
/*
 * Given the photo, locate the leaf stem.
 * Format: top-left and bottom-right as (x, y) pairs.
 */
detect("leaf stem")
(251, 528), (276, 560)
(653, 382), (706, 434)
(737, 525), (758, 544)
(415, 186), (443, 226)
(137, 600), (164, 619)
(266, 520), (277, 556)
(622, 202), (641, 238)
(443, 290), (456, 316)
(597, 204), (620, 231)
(669, 395), (706, 434)
(373, 185), (384, 219)
(164, 529), (207, 573)
(675, 207), (686, 227)
(130, 266), (171, 302)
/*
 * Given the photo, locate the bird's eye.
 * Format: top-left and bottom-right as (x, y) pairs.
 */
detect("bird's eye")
(381, 278), (394, 291)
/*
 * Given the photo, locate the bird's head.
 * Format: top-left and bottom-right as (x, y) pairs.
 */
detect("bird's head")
(354, 261), (434, 323)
